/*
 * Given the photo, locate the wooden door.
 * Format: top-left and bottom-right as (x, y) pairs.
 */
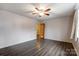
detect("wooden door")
(36, 23), (45, 40)
(36, 22), (45, 48)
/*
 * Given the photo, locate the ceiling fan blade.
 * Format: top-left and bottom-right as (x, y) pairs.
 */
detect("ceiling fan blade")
(35, 7), (39, 11)
(44, 13), (50, 16)
(44, 8), (51, 12)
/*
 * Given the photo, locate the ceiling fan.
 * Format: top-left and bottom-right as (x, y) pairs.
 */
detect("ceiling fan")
(32, 7), (51, 17)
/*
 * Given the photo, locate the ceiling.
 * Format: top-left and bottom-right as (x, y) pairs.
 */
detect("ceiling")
(0, 3), (76, 21)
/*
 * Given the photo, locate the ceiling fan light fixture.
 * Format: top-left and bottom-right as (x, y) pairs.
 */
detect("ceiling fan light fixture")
(32, 7), (51, 17)
(39, 12), (44, 16)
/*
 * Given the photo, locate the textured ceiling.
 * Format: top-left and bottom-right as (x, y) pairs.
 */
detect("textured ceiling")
(0, 3), (76, 20)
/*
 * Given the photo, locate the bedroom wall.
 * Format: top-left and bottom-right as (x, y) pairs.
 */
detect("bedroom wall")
(0, 10), (36, 49)
(45, 16), (73, 43)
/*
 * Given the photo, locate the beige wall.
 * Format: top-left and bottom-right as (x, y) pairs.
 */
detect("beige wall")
(0, 10), (36, 49)
(45, 16), (73, 43)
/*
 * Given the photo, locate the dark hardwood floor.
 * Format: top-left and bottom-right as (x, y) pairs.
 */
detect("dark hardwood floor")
(0, 39), (77, 56)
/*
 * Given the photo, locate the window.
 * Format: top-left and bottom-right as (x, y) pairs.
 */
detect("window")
(77, 10), (79, 41)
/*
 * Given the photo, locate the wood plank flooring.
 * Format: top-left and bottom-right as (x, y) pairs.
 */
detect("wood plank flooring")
(0, 39), (77, 56)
